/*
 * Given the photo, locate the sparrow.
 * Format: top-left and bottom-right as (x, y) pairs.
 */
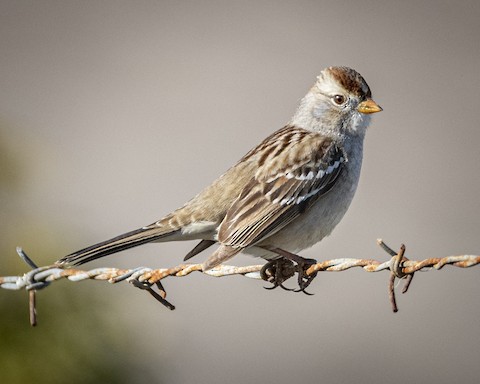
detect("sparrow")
(57, 66), (382, 290)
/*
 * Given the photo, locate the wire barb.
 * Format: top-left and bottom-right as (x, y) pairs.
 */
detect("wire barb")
(1, 240), (479, 325)
(381, 242), (412, 313)
(16, 247), (43, 326)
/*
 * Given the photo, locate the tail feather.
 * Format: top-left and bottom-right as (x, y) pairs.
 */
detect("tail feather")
(183, 239), (215, 261)
(56, 227), (179, 266)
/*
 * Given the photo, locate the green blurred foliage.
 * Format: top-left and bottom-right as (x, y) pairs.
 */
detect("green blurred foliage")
(0, 126), (159, 383)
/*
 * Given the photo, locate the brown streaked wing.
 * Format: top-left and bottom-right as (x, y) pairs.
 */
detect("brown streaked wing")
(218, 130), (345, 248)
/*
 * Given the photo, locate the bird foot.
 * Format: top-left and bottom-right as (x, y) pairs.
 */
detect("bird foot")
(260, 258), (296, 291)
(293, 258), (317, 295)
(260, 251), (318, 295)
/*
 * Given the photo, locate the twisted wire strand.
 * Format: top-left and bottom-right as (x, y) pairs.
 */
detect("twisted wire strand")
(1, 253), (478, 292)
(1, 240), (479, 324)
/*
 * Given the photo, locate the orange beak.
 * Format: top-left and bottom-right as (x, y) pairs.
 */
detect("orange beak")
(357, 98), (383, 114)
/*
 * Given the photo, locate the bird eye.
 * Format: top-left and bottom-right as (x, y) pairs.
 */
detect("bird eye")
(332, 94), (346, 105)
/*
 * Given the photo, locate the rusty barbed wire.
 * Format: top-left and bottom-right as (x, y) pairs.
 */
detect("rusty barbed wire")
(1, 239), (479, 325)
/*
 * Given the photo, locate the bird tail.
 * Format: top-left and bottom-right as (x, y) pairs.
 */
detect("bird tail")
(56, 226), (179, 266)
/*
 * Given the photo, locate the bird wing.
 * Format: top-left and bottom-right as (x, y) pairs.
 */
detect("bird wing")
(217, 130), (346, 249)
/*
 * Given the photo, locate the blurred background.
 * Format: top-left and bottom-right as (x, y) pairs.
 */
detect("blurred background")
(1, 1), (479, 383)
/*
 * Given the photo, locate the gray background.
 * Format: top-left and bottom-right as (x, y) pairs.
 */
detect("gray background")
(1, 1), (479, 383)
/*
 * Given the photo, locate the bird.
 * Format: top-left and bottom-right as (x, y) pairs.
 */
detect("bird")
(57, 66), (382, 290)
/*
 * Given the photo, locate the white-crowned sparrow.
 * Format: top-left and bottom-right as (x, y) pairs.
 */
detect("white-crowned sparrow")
(57, 66), (382, 287)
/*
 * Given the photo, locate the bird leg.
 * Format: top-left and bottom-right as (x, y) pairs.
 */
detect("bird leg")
(262, 247), (318, 295)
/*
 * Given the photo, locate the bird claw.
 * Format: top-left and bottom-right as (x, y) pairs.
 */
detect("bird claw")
(263, 283), (294, 291)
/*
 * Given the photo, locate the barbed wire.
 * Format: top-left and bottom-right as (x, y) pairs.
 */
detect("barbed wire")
(1, 239), (479, 326)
